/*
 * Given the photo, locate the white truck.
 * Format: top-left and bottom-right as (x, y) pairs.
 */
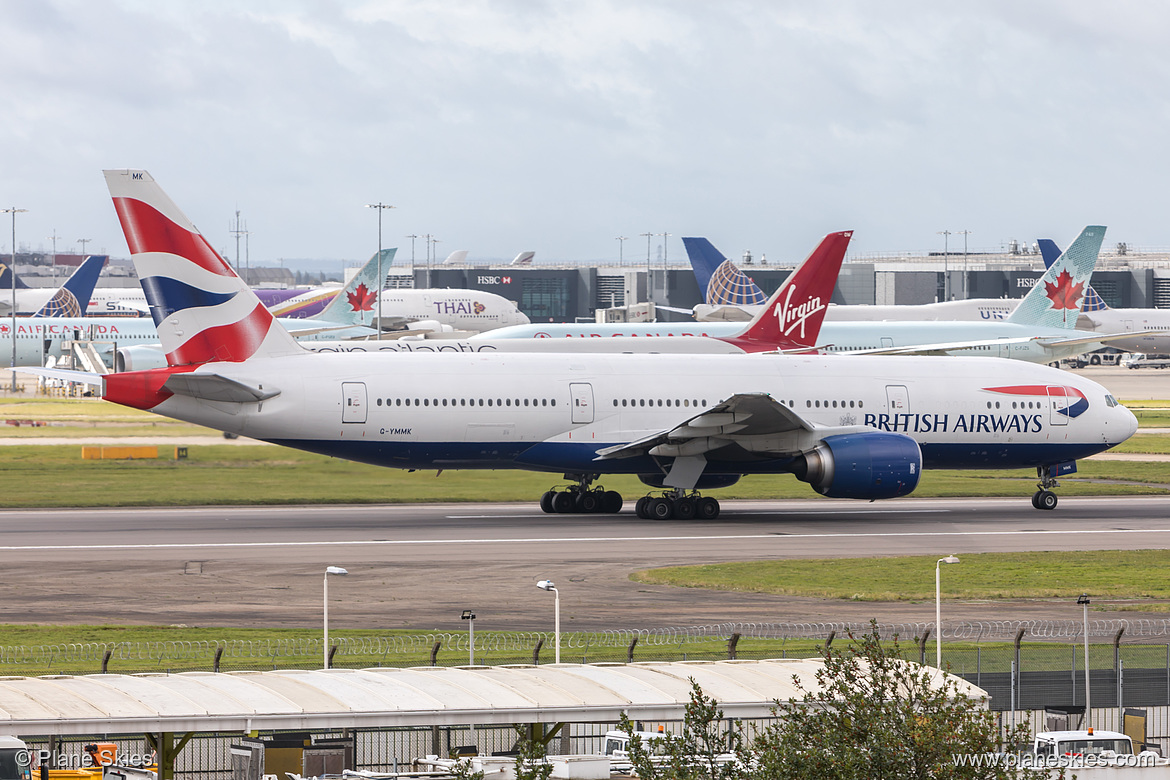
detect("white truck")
(0, 736), (30, 780)
(1030, 729), (1170, 776)
(1120, 352), (1170, 369)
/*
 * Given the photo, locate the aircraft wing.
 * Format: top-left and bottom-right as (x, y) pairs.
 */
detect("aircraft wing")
(692, 303), (756, 322)
(595, 392), (867, 461)
(837, 336), (1039, 356)
(162, 373), (280, 404)
(16, 367), (103, 386)
(1035, 329), (1163, 348)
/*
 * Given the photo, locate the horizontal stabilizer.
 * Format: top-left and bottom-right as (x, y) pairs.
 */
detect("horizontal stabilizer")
(162, 373), (280, 403)
(17, 367), (104, 386)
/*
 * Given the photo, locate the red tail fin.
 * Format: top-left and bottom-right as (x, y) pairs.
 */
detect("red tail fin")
(720, 231), (852, 352)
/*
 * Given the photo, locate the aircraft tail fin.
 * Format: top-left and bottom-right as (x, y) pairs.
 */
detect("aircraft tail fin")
(1007, 226), (1105, 329)
(681, 237), (767, 306)
(103, 169), (303, 366)
(316, 248), (397, 325)
(511, 251), (535, 266)
(34, 255), (107, 317)
(721, 231), (852, 351)
(0, 262), (30, 290)
(1038, 237), (1109, 312)
(444, 250), (468, 264)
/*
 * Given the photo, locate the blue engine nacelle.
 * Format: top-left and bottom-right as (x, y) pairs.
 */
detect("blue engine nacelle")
(790, 432), (921, 500)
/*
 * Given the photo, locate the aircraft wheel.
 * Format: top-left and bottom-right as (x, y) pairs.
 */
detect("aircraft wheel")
(602, 490), (623, 514)
(1038, 490), (1058, 510)
(649, 497), (674, 520)
(539, 491), (556, 514)
(576, 491), (601, 513)
(697, 497), (720, 519)
(1031, 491), (1041, 509)
(635, 496), (651, 519)
(673, 497), (696, 520)
(551, 491), (576, 514)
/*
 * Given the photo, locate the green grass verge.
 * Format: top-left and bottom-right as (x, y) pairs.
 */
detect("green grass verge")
(632, 550), (1170, 601)
(0, 445), (1167, 507)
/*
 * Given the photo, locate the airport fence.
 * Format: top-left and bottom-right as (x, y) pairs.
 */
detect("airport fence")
(5, 620), (1170, 713)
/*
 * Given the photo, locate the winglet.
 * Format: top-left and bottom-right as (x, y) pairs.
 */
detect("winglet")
(35, 255), (107, 317)
(719, 231), (852, 352)
(103, 169), (303, 366)
(681, 237), (768, 306)
(1008, 226), (1105, 329)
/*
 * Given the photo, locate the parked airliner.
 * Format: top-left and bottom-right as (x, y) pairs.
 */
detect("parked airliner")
(29, 169), (1133, 518)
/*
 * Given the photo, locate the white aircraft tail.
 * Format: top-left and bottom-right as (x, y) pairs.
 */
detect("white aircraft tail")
(103, 169), (303, 365)
(511, 251), (535, 266)
(1007, 225), (1105, 330)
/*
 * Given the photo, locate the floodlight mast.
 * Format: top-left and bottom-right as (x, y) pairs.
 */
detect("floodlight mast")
(323, 566), (349, 668)
(537, 580), (560, 663)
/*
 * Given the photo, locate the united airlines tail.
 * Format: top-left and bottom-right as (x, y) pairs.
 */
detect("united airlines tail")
(719, 231), (852, 351)
(314, 248), (397, 325)
(681, 237), (767, 306)
(1038, 237), (1108, 312)
(1006, 226), (1105, 330)
(104, 169), (303, 366)
(34, 255), (106, 317)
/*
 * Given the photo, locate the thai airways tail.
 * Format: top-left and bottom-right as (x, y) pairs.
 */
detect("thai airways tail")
(718, 231), (852, 352)
(682, 237), (768, 307)
(1038, 238), (1108, 312)
(103, 169), (303, 366)
(314, 247), (397, 325)
(1007, 226), (1105, 329)
(34, 255), (107, 317)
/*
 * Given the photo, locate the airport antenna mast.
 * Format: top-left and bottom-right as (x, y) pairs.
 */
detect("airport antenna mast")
(230, 210), (250, 281)
(2, 207), (28, 392)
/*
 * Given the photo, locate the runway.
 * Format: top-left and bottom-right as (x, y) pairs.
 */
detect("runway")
(3, 496), (1169, 630)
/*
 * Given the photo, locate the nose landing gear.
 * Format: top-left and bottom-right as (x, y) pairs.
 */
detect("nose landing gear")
(540, 473), (623, 514)
(634, 489), (720, 520)
(1032, 465), (1060, 510)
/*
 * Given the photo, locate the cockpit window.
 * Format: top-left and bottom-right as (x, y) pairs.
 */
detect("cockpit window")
(1104, 395), (1118, 407)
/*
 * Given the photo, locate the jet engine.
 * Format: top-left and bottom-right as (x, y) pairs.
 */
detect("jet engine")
(790, 432), (921, 500)
(115, 345), (168, 372)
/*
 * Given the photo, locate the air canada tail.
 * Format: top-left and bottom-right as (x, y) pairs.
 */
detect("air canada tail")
(315, 247), (397, 325)
(681, 237), (767, 307)
(719, 231), (852, 351)
(1007, 225), (1105, 329)
(103, 169), (303, 366)
(34, 255), (106, 317)
(1038, 237), (1108, 312)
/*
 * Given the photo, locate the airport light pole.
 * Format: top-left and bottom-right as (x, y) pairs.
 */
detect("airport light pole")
(3, 208), (28, 392)
(76, 237), (91, 256)
(658, 232), (671, 268)
(616, 236), (628, 266)
(937, 230), (952, 301)
(640, 232), (653, 302)
(462, 609), (476, 665)
(323, 566), (348, 669)
(536, 580), (560, 663)
(1079, 593), (1091, 726)
(366, 203), (395, 335)
(935, 555), (960, 668)
(958, 230), (971, 300)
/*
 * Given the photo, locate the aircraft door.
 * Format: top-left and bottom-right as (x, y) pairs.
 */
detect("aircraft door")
(881, 337), (894, 348)
(342, 382), (367, 424)
(1123, 319), (1135, 332)
(1046, 385), (1068, 426)
(886, 385), (909, 414)
(570, 382), (594, 424)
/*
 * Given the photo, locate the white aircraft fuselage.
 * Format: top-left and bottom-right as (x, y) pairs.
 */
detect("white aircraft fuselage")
(108, 351), (1135, 477)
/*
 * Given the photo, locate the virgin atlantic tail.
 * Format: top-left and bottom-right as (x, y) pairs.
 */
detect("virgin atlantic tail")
(103, 169), (302, 366)
(718, 231), (852, 352)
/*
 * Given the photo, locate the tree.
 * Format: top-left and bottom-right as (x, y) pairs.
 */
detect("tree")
(749, 623), (1049, 780)
(619, 679), (743, 780)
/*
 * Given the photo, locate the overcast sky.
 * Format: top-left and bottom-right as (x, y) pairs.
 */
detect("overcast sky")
(1, 1), (1167, 270)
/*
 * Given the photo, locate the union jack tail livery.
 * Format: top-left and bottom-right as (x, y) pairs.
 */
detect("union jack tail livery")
(104, 169), (303, 366)
(1007, 226), (1105, 330)
(719, 231), (852, 351)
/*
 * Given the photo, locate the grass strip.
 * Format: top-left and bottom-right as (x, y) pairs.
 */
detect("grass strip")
(632, 550), (1170, 601)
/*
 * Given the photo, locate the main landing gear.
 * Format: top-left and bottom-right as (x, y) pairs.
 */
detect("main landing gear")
(1031, 465), (1060, 510)
(634, 489), (720, 520)
(540, 474), (623, 514)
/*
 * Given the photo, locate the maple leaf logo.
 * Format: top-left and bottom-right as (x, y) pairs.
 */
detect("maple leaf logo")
(346, 283), (375, 312)
(1044, 269), (1084, 311)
